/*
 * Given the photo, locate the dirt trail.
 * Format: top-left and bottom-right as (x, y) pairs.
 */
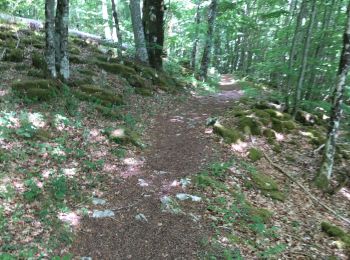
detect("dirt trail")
(72, 75), (242, 259)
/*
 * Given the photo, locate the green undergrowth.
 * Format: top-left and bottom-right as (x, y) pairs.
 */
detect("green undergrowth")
(196, 160), (286, 259)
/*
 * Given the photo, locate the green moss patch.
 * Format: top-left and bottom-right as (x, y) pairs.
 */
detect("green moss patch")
(28, 69), (45, 78)
(238, 116), (263, 136)
(213, 123), (243, 143)
(11, 79), (59, 101)
(249, 172), (286, 201)
(69, 54), (86, 64)
(4, 49), (24, 62)
(248, 148), (263, 162)
(321, 222), (350, 248)
(32, 51), (46, 70)
(271, 118), (296, 133)
(74, 84), (123, 107)
(104, 127), (140, 147)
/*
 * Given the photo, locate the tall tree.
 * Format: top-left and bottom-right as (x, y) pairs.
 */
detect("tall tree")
(45, 0), (70, 80)
(315, 1), (350, 189)
(111, 0), (123, 58)
(191, 0), (201, 71)
(142, 0), (165, 69)
(129, 0), (149, 64)
(101, 0), (112, 40)
(291, 0), (317, 117)
(199, 0), (217, 80)
(45, 0), (57, 78)
(55, 0), (70, 80)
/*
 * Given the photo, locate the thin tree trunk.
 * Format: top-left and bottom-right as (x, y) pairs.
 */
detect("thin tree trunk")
(111, 0), (122, 58)
(285, 0), (306, 111)
(55, 0), (70, 80)
(129, 0), (149, 64)
(199, 0), (217, 80)
(45, 0), (57, 78)
(292, 0), (317, 117)
(316, 1), (350, 189)
(191, 0), (201, 71)
(142, 0), (165, 69)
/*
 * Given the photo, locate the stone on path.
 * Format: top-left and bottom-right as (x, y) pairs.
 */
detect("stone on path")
(92, 210), (115, 218)
(92, 198), (107, 205)
(135, 213), (148, 222)
(176, 193), (201, 202)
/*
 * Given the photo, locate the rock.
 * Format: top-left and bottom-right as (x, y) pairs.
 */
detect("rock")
(176, 193), (201, 202)
(92, 210), (114, 218)
(138, 179), (149, 187)
(92, 198), (107, 205)
(135, 213), (148, 222)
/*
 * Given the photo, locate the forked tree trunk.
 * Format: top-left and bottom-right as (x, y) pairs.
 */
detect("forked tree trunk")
(129, 0), (149, 64)
(111, 0), (122, 58)
(45, 0), (57, 78)
(292, 0), (317, 117)
(142, 0), (165, 69)
(191, 0), (201, 71)
(199, 0), (217, 80)
(55, 0), (70, 80)
(315, 2), (350, 189)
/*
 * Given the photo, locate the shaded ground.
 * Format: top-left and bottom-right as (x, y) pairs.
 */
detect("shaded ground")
(71, 75), (242, 259)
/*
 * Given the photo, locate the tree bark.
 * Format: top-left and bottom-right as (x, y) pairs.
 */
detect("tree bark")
(191, 0), (201, 71)
(142, 0), (165, 69)
(111, 0), (123, 58)
(45, 0), (57, 78)
(101, 0), (112, 40)
(316, 1), (350, 189)
(292, 0), (317, 117)
(129, 0), (149, 64)
(55, 0), (70, 80)
(199, 0), (217, 80)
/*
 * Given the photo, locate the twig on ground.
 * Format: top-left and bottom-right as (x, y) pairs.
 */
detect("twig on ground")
(263, 152), (350, 225)
(0, 48), (6, 60)
(313, 144), (325, 155)
(15, 31), (20, 48)
(111, 192), (145, 212)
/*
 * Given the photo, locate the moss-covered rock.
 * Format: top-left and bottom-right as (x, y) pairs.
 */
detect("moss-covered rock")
(69, 54), (86, 64)
(135, 87), (153, 96)
(238, 116), (263, 135)
(32, 51), (46, 70)
(263, 129), (276, 139)
(69, 46), (81, 55)
(321, 222), (350, 248)
(248, 148), (263, 162)
(97, 61), (136, 76)
(94, 105), (121, 119)
(271, 118), (296, 133)
(28, 69), (45, 78)
(296, 110), (318, 125)
(105, 127), (141, 147)
(78, 68), (97, 77)
(4, 49), (24, 62)
(250, 207), (273, 223)
(254, 109), (271, 120)
(213, 123), (242, 143)
(72, 37), (89, 47)
(250, 171), (286, 201)
(11, 79), (59, 101)
(75, 84), (123, 106)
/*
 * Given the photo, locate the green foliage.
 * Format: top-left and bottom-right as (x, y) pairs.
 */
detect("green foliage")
(4, 48), (24, 62)
(248, 148), (263, 162)
(213, 123), (242, 143)
(23, 179), (42, 202)
(321, 222), (350, 248)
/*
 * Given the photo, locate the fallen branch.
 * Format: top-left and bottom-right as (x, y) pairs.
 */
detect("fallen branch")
(0, 48), (6, 60)
(313, 144), (325, 155)
(263, 152), (350, 225)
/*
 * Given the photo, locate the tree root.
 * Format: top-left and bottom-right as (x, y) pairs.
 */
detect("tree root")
(263, 152), (350, 225)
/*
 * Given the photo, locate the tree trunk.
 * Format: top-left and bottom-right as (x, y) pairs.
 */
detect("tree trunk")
(101, 0), (112, 40)
(191, 0), (201, 71)
(199, 0), (217, 80)
(316, 2), (350, 189)
(45, 0), (57, 78)
(111, 0), (122, 58)
(129, 0), (149, 64)
(285, 0), (306, 111)
(142, 0), (165, 69)
(55, 0), (70, 80)
(291, 0), (317, 117)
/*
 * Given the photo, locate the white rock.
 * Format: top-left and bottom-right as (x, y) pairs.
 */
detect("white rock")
(92, 198), (107, 205)
(92, 210), (114, 218)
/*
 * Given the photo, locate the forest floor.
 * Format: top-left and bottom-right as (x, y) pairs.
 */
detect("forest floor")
(0, 21), (349, 259)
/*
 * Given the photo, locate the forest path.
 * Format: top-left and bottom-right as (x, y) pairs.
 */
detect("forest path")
(72, 75), (242, 259)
